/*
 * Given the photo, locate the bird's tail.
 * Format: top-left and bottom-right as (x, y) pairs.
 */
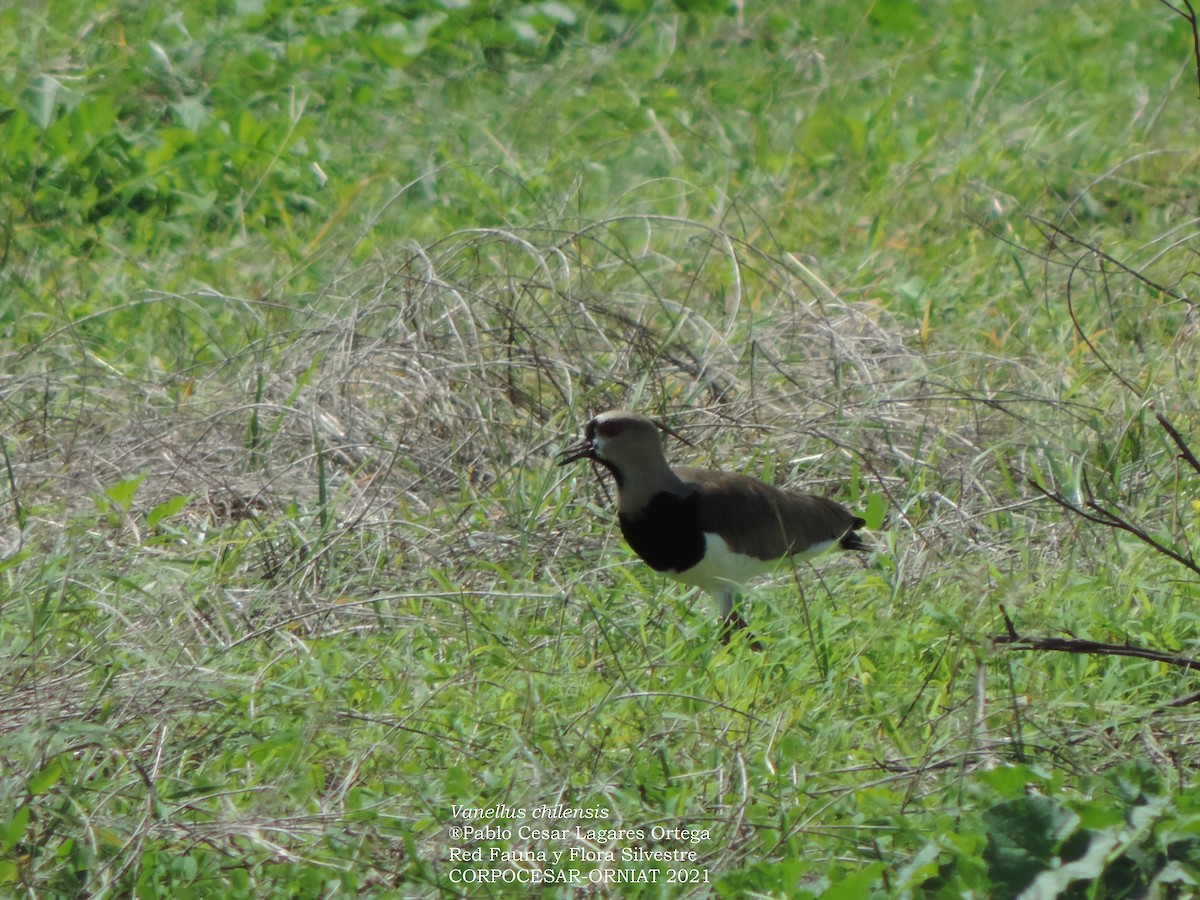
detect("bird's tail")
(840, 523), (870, 552)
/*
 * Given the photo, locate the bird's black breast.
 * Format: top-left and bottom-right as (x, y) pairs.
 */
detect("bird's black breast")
(618, 491), (706, 574)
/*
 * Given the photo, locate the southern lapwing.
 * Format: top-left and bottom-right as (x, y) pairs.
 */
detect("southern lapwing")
(558, 410), (868, 649)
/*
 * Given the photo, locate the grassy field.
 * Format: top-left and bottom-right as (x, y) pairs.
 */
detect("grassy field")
(2, 0), (1200, 896)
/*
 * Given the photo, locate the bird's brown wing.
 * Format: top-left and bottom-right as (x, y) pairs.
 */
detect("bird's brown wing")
(679, 467), (863, 561)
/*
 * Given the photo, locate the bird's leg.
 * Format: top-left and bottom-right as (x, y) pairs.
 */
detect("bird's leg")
(720, 609), (764, 652)
(713, 588), (764, 650)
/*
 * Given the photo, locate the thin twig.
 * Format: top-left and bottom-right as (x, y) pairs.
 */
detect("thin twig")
(1157, 0), (1200, 100)
(1028, 480), (1200, 577)
(1156, 688), (1200, 709)
(1155, 411), (1200, 476)
(995, 605), (1200, 671)
(1082, 498), (1200, 576)
(1064, 255), (1143, 395)
(1030, 217), (1195, 308)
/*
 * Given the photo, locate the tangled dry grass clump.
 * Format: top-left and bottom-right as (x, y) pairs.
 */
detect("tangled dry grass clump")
(2, 215), (1065, 597)
(2, 213), (1196, 665)
(5, 214), (1195, 593)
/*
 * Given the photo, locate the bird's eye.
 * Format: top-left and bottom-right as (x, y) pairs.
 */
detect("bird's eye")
(585, 419), (597, 440)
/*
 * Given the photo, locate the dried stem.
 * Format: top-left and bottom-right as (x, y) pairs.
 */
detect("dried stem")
(1029, 217), (1195, 309)
(1029, 477), (1200, 578)
(995, 606), (1200, 672)
(1157, 0), (1200, 100)
(1155, 411), (1200, 476)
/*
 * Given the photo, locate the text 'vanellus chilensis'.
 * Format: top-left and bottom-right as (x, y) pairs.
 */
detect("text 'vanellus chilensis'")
(559, 410), (868, 649)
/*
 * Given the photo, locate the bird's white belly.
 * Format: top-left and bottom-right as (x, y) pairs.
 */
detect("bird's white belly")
(666, 532), (840, 593)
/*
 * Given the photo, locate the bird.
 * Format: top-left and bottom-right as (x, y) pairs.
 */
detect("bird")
(558, 410), (869, 649)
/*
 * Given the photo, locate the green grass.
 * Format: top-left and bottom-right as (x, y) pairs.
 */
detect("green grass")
(2, 0), (1200, 895)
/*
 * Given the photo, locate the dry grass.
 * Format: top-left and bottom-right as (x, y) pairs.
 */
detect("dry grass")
(3, 213), (1079, 595)
(8, 209), (1195, 637)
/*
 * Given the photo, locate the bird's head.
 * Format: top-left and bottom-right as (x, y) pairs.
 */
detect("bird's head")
(558, 410), (685, 483)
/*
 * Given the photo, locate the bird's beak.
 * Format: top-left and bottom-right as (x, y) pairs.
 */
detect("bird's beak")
(557, 435), (596, 466)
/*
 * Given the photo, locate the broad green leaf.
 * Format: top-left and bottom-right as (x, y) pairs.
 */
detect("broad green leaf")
(28, 758), (64, 797)
(103, 472), (146, 512)
(865, 491), (886, 530)
(21, 74), (59, 129)
(821, 862), (885, 898)
(2, 806), (30, 852)
(147, 493), (190, 527)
